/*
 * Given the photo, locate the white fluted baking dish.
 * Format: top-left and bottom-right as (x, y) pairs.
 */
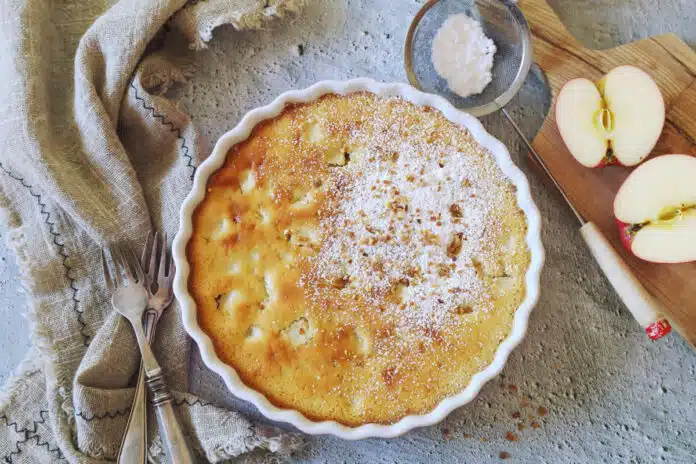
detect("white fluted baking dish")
(173, 78), (544, 439)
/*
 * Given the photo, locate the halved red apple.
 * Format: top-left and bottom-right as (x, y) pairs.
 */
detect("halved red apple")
(614, 154), (696, 263)
(556, 65), (665, 167)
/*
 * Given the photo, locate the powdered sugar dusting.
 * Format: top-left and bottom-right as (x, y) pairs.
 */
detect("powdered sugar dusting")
(300, 98), (506, 338)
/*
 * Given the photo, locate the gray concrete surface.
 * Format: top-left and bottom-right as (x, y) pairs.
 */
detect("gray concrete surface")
(3, 0), (696, 462)
(0, 231), (31, 386)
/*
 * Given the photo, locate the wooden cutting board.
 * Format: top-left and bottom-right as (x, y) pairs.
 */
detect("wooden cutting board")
(517, 0), (696, 346)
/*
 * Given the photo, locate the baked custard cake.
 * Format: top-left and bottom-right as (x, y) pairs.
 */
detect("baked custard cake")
(188, 92), (530, 425)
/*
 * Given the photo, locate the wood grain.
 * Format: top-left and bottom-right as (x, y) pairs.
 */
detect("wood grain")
(518, 0), (696, 347)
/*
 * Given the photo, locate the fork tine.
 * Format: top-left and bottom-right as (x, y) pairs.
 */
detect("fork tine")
(163, 253), (176, 287)
(147, 231), (159, 281)
(158, 232), (169, 285)
(168, 254), (175, 282)
(116, 244), (134, 283)
(109, 245), (127, 287)
(125, 244), (145, 284)
(141, 231), (152, 272)
(101, 248), (115, 293)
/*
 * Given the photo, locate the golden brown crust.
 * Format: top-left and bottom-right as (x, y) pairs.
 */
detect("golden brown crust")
(188, 93), (530, 425)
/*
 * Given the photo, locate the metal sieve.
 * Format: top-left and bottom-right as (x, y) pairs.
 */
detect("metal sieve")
(405, 0), (532, 118)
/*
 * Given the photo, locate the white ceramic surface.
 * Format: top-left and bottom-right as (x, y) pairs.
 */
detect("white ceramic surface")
(173, 78), (544, 440)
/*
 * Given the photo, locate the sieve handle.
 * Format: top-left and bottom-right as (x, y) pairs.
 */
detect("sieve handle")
(501, 108), (583, 224)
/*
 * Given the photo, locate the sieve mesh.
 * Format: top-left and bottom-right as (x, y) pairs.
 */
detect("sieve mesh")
(405, 0), (533, 117)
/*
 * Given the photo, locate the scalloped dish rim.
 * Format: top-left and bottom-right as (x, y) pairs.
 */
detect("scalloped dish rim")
(173, 78), (544, 440)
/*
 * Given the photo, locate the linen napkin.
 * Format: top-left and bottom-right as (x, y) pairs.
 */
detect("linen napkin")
(0, 0), (306, 462)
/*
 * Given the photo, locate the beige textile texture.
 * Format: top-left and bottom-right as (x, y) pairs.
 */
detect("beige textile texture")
(0, 0), (305, 462)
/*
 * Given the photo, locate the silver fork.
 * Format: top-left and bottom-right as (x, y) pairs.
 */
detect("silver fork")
(117, 233), (175, 464)
(103, 244), (194, 464)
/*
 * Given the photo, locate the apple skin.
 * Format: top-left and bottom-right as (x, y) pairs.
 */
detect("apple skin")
(598, 155), (622, 168)
(615, 218), (635, 254)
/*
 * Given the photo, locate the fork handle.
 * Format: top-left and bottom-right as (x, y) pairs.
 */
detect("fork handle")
(117, 311), (158, 464)
(130, 316), (194, 464)
(147, 372), (195, 464)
